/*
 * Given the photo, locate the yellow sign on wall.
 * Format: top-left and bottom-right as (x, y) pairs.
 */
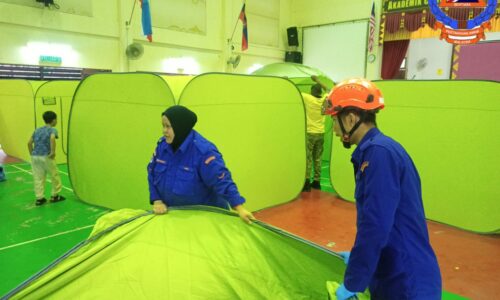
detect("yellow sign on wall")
(384, 0), (429, 12)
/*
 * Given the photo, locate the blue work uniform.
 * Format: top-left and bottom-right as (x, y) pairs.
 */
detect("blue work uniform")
(344, 128), (441, 300)
(147, 130), (245, 209)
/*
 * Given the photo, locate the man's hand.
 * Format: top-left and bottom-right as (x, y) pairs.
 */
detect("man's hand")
(153, 200), (168, 214)
(233, 205), (256, 224)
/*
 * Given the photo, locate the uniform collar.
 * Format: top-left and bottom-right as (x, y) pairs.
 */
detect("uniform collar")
(352, 127), (380, 163)
(162, 131), (195, 154)
(176, 130), (195, 153)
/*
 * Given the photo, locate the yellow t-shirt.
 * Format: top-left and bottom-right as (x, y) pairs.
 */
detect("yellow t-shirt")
(301, 92), (326, 134)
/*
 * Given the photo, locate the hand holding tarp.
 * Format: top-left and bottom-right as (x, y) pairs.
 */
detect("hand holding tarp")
(234, 205), (256, 224)
(153, 200), (168, 214)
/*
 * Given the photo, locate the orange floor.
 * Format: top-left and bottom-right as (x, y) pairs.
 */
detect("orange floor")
(254, 190), (500, 300)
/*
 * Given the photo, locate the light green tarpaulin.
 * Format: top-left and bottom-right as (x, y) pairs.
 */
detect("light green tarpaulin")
(0, 80), (41, 162)
(68, 73), (175, 210)
(330, 80), (500, 233)
(252, 63), (335, 162)
(34, 81), (79, 164)
(179, 73), (306, 211)
(5, 208), (370, 299)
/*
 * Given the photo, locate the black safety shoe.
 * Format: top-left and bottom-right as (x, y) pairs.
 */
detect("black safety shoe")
(50, 195), (66, 203)
(35, 198), (47, 206)
(311, 180), (321, 190)
(302, 180), (311, 192)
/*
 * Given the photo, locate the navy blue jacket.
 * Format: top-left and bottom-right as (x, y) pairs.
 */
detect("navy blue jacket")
(345, 128), (441, 300)
(147, 130), (245, 209)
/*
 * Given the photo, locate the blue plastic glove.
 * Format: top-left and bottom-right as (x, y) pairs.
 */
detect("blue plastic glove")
(338, 251), (351, 265)
(335, 283), (357, 300)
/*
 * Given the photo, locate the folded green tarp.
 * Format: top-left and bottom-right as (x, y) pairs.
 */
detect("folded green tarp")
(4, 207), (370, 299)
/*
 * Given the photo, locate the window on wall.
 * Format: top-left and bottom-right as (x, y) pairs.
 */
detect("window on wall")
(394, 57), (407, 79)
(0, 63), (110, 80)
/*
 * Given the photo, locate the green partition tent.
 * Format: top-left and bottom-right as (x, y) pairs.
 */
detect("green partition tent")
(0, 80), (43, 162)
(34, 81), (79, 164)
(330, 80), (500, 233)
(252, 63), (335, 162)
(68, 73), (175, 210)
(69, 73), (306, 212)
(179, 73), (306, 212)
(161, 75), (193, 103)
(251, 62), (334, 93)
(3, 207), (370, 299)
(0, 79), (77, 163)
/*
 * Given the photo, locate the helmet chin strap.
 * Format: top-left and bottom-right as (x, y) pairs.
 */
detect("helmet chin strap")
(338, 114), (363, 149)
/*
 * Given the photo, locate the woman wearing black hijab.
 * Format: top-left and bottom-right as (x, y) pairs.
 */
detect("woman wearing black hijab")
(147, 105), (255, 223)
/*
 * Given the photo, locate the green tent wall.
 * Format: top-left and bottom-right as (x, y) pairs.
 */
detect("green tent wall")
(179, 73), (306, 212)
(34, 81), (79, 164)
(330, 80), (500, 233)
(0, 80), (42, 162)
(68, 73), (175, 210)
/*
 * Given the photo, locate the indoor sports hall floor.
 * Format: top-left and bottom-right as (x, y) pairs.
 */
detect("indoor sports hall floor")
(1, 150), (498, 299)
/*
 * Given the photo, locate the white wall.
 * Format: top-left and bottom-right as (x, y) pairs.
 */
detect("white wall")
(0, 0), (293, 74)
(303, 21), (368, 82)
(485, 31), (500, 41)
(406, 31), (500, 80)
(225, 0), (294, 74)
(0, 1), (122, 70)
(11, 0), (492, 80)
(292, 0), (374, 26)
(291, 0), (384, 80)
(407, 38), (453, 80)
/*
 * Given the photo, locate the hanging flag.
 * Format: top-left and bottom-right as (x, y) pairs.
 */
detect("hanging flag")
(368, 1), (376, 53)
(239, 3), (248, 51)
(140, 0), (153, 42)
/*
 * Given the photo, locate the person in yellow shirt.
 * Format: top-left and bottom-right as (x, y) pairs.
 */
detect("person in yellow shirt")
(301, 75), (329, 192)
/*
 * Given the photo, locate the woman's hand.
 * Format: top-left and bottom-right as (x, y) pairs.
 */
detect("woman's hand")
(233, 205), (256, 224)
(153, 200), (168, 214)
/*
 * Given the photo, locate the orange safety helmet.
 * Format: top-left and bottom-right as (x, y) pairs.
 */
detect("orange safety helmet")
(325, 78), (384, 116)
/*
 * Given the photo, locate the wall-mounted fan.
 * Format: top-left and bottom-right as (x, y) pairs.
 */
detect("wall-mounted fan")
(125, 43), (144, 60)
(227, 54), (241, 69)
(416, 58), (428, 72)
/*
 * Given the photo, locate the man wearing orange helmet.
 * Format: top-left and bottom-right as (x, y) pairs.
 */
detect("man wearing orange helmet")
(325, 79), (442, 300)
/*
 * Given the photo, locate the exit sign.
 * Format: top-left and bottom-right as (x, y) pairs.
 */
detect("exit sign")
(39, 55), (62, 65)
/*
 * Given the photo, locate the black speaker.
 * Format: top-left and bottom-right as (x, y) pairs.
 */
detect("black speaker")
(285, 51), (302, 64)
(287, 27), (299, 47)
